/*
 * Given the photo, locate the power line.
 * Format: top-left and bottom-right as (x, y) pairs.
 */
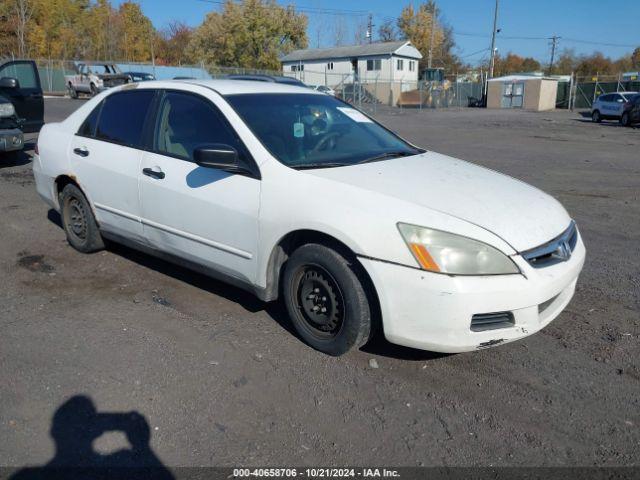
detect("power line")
(196, 0), (368, 16)
(459, 47), (491, 59)
(562, 37), (636, 48)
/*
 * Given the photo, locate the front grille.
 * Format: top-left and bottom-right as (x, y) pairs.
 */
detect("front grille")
(470, 312), (515, 332)
(521, 221), (578, 268)
(104, 78), (128, 88)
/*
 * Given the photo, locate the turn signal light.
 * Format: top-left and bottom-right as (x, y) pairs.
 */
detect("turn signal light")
(409, 243), (440, 272)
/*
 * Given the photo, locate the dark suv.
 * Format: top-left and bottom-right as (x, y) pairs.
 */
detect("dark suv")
(620, 94), (640, 127)
(0, 59), (44, 153)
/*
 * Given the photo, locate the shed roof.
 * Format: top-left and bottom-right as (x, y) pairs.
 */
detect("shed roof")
(488, 74), (558, 82)
(281, 41), (422, 62)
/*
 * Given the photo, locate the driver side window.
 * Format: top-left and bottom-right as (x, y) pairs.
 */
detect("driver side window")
(154, 91), (240, 162)
(0, 61), (38, 89)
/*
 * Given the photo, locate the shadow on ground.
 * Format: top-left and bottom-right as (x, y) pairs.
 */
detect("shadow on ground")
(46, 209), (446, 362)
(0, 143), (34, 169)
(9, 395), (174, 480)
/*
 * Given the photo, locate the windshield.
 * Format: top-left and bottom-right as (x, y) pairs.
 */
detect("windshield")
(226, 93), (421, 169)
(88, 64), (121, 74)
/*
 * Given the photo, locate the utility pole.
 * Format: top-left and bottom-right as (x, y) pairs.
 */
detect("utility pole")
(427, 1), (437, 69)
(366, 14), (374, 44)
(488, 0), (499, 79)
(548, 35), (560, 75)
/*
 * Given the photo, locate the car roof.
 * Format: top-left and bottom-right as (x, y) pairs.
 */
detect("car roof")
(128, 79), (322, 95)
(601, 91), (637, 97)
(226, 74), (306, 86)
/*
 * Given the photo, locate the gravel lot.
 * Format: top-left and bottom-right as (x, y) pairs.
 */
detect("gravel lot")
(1, 99), (638, 469)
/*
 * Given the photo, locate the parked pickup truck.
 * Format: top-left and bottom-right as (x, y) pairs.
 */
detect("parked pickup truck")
(0, 59), (44, 153)
(65, 63), (130, 98)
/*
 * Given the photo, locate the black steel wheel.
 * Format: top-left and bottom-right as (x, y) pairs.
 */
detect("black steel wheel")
(59, 183), (104, 253)
(621, 112), (630, 127)
(293, 264), (345, 340)
(283, 243), (373, 356)
(591, 110), (601, 123)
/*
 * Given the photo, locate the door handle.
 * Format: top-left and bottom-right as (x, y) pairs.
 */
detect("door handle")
(73, 147), (89, 157)
(142, 167), (165, 180)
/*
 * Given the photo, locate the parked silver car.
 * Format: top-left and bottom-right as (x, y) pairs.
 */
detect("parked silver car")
(591, 91), (638, 122)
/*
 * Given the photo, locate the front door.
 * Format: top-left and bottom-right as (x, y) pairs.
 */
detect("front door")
(69, 89), (156, 242)
(501, 82), (525, 108)
(0, 60), (44, 133)
(139, 89), (260, 284)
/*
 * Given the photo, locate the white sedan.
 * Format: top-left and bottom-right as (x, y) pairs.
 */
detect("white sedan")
(33, 80), (585, 356)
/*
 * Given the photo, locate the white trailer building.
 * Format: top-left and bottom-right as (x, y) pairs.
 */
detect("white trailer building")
(280, 41), (423, 104)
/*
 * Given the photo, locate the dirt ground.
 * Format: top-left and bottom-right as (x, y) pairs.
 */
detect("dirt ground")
(0, 99), (638, 469)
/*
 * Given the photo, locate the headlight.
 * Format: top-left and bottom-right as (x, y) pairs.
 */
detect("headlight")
(398, 223), (520, 275)
(0, 102), (15, 118)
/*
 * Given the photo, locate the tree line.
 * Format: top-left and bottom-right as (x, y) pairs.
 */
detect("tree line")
(0, 0), (637, 76)
(490, 48), (640, 78)
(0, 0), (308, 70)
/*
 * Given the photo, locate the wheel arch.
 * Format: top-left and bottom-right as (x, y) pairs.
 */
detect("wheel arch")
(54, 174), (99, 223)
(261, 229), (382, 333)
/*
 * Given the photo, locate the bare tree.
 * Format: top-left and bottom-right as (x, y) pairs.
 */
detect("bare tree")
(332, 16), (346, 47)
(378, 19), (397, 42)
(13, 0), (33, 57)
(353, 20), (368, 45)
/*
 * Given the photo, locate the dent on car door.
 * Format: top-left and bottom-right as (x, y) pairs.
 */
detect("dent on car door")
(0, 61), (44, 133)
(69, 89), (156, 242)
(139, 89), (260, 284)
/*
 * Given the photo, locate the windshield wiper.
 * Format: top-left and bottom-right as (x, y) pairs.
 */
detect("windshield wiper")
(356, 150), (418, 165)
(291, 162), (351, 170)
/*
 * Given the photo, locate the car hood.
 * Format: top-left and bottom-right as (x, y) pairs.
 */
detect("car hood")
(305, 151), (571, 252)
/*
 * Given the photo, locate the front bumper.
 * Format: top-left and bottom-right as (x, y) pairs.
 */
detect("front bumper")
(360, 232), (586, 353)
(0, 128), (24, 152)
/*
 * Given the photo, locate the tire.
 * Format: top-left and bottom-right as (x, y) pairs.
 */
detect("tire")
(68, 83), (78, 99)
(282, 243), (372, 356)
(591, 110), (601, 123)
(90, 83), (98, 97)
(621, 112), (630, 127)
(59, 183), (104, 253)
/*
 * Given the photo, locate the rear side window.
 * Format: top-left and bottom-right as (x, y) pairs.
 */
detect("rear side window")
(154, 91), (242, 161)
(78, 102), (102, 137)
(95, 90), (155, 148)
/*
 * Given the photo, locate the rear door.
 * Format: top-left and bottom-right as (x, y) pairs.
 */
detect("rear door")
(69, 89), (156, 242)
(0, 60), (44, 133)
(139, 89), (261, 284)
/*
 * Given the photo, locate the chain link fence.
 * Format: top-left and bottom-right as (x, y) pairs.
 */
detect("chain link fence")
(283, 68), (484, 113)
(32, 58), (640, 114)
(569, 74), (640, 109)
(34, 58), (283, 95)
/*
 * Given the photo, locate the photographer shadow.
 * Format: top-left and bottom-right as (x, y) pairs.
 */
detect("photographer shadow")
(10, 395), (174, 480)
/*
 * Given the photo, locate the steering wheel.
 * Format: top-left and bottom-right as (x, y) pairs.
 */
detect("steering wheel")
(310, 132), (340, 154)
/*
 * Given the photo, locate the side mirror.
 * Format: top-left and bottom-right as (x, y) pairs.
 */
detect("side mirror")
(194, 144), (243, 172)
(0, 77), (19, 89)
